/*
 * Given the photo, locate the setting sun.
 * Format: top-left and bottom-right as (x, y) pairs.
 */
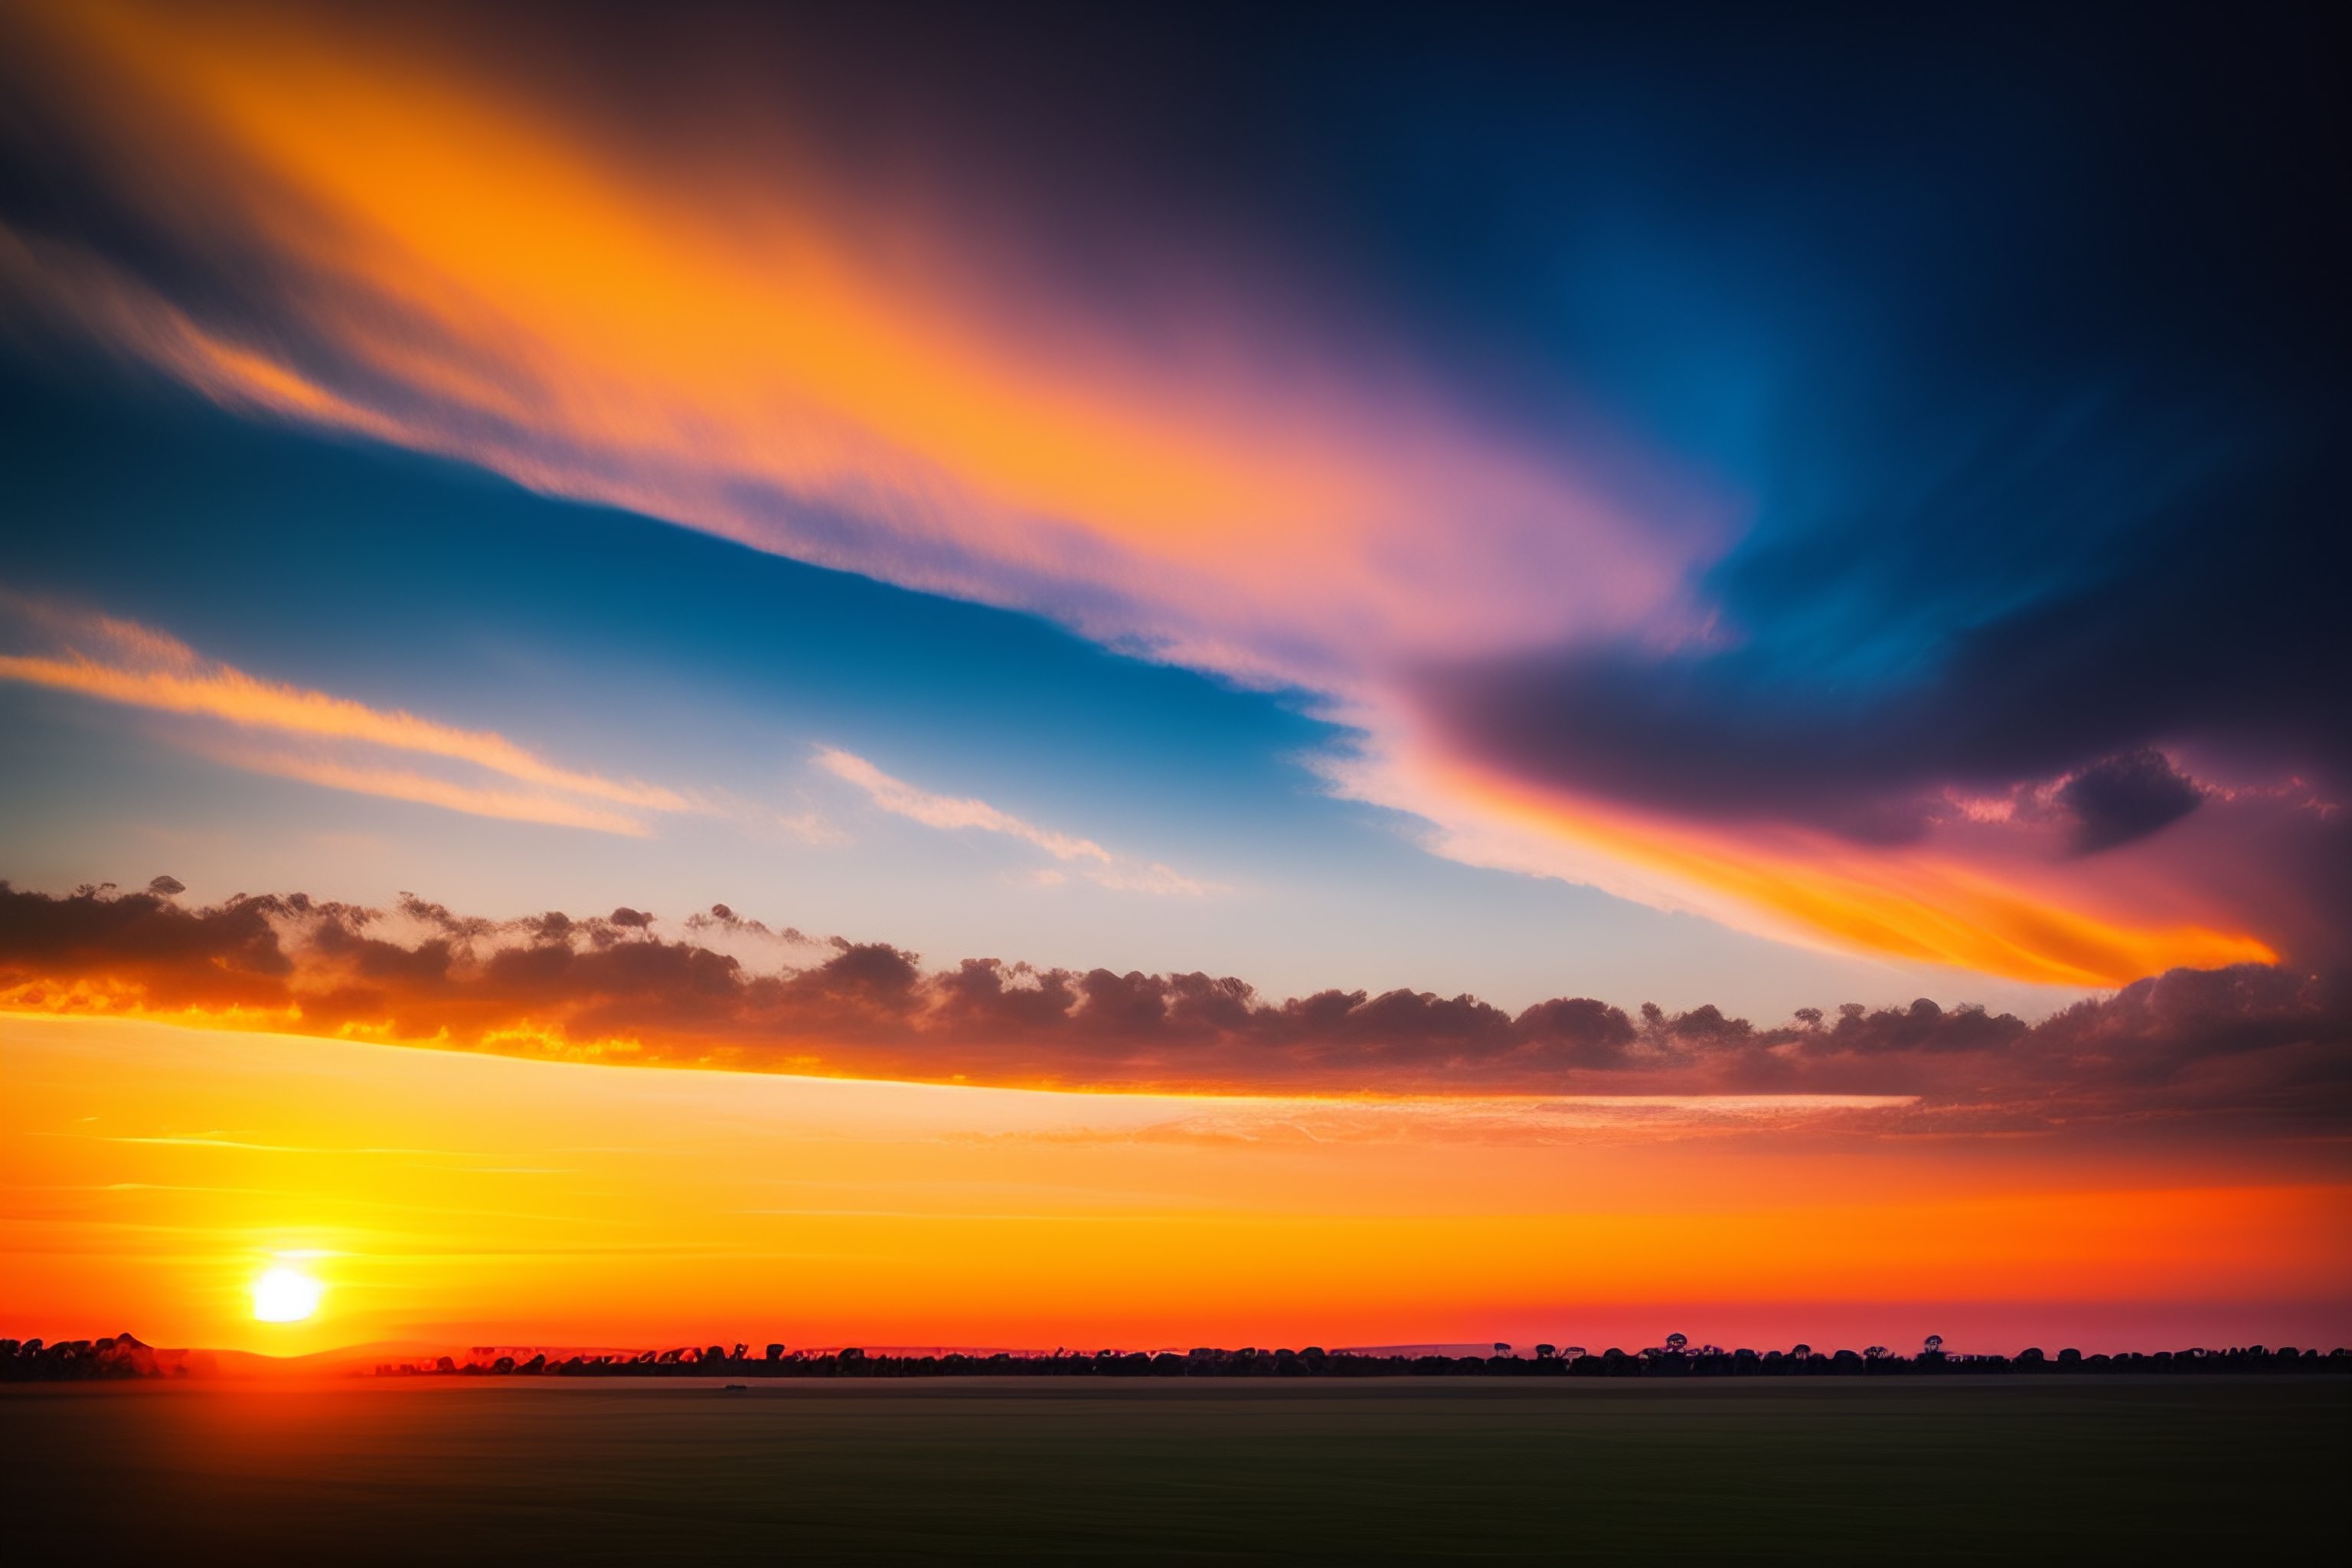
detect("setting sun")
(252, 1266), (324, 1324)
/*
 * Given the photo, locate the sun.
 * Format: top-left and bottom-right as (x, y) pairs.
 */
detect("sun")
(252, 1265), (325, 1323)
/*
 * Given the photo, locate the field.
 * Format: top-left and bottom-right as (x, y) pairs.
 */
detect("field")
(5, 1377), (2344, 1560)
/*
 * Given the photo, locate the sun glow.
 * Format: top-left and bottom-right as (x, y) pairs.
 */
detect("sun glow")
(251, 1265), (324, 1324)
(8, 1014), (2349, 1354)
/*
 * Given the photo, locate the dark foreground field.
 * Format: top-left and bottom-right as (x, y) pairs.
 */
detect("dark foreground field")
(5, 1377), (2344, 1561)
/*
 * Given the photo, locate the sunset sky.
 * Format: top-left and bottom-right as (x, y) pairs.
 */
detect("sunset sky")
(2, 1), (2345, 1357)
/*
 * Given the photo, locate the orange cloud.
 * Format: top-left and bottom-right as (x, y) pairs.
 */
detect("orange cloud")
(1519, 793), (2265, 990)
(178, 744), (653, 838)
(2, 0), (1700, 684)
(0, 600), (681, 832)
(1332, 737), (2278, 989)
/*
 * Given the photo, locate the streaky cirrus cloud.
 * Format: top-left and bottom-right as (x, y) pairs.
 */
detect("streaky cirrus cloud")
(0, 1), (2340, 985)
(0, 0), (1708, 691)
(2, 880), (2343, 1134)
(815, 746), (1204, 895)
(0, 596), (685, 835)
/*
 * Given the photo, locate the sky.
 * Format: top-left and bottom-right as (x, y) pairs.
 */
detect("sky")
(1, 0), (2346, 1355)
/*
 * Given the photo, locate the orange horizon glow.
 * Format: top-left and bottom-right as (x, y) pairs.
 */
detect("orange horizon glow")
(6, 1012), (2344, 1357)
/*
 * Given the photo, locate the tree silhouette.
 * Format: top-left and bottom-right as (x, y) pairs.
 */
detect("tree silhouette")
(16, 1324), (2347, 1387)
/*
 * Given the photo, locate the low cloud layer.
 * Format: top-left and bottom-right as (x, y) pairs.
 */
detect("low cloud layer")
(3, 880), (2343, 1131)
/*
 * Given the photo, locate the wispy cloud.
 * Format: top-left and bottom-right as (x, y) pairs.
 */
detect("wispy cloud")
(816, 746), (1205, 894)
(86, 1134), (485, 1157)
(817, 747), (1107, 861)
(0, 596), (684, 834)
(180, 740), (655, 836)
(964, 1093), (1919, 1151)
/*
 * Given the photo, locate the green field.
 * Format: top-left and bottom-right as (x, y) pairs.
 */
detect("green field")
(5, 1377), (2344, 1560)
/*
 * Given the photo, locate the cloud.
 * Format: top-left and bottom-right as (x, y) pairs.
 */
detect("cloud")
(87, 1135), (481, 1157)
(816, 748), (1107, 862)
(1330, 740), (2280, 988)
(1388, 632), (2341, 978)
(0, 2), (2341, 981)
(0, 596), (684, 834)
(0, 1), (1700, 691)
(815, 746), (1205, 894)
(968, 1093), (1918, 1151)
(176, 742), (654, 837)
(2, 880), (2342, 1132)
(2059, 750), (2205, 855)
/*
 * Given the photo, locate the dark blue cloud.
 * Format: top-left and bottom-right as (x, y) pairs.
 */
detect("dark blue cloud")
(1344, 4), (2351, 896)
(1415, 432), (2348, 841)
(2059, 750), (2204, 856)
(663, 2), (2346, 836)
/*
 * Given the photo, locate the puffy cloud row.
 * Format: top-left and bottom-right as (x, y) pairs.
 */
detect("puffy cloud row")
(3, 881), (2343, 1127)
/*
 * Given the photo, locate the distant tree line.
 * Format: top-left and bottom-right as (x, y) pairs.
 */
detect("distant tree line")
(10, 1333), (2346, 1383)
(0, 1333), (219, 1382)
(368, 1339), (2349, 1380)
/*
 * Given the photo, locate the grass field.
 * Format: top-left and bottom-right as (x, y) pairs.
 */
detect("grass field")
(5, 1377), (2344, 1560)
